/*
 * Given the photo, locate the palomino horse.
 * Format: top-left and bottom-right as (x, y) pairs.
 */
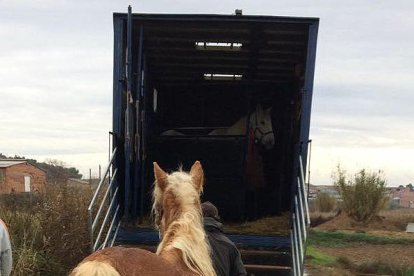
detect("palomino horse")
(70, 161), (216, 276)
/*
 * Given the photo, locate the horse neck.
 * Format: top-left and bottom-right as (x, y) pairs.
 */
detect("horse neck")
(157, 209), (215, 276)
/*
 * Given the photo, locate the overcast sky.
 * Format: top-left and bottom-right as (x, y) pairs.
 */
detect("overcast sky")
(0, 0), (413, 186)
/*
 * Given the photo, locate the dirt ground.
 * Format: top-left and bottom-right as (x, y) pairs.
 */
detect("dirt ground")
(306, 209), (414, 275)
(315, 243), (414, 267)
(305, 266), (354, 276)
(316, 209), (414, 233)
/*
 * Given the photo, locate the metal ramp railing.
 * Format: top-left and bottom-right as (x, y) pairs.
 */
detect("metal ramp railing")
(88, 147), (121, 252)
(291, 155), (311, 275)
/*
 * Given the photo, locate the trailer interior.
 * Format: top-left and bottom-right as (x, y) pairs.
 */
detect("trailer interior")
(121, 15), (313, 223)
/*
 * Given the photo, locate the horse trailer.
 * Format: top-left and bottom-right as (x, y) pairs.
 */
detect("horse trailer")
(90, 6), (318, 276)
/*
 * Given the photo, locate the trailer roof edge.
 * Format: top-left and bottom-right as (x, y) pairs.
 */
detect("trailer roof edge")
(113, 12), (319, 24)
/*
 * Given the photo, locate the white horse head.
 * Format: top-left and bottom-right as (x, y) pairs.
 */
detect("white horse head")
(208, 104), (275, 149)
(249, 104), (274, 150)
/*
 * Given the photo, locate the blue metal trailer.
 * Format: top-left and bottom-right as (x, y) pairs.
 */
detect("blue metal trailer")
(89, 6), (318, 275)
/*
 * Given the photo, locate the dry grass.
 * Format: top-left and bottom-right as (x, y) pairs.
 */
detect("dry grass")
(314, 208), (414, 234)
(309, 211), (338, 227)
(223, 213), (291, 235)
(0, 184), (92, 275)
(379, 208), (414, 231)
(131, 212), (292, 236)
(312, 192), (337, 212)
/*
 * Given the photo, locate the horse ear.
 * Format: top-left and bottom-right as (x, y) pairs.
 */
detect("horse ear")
(256, 104), (267, 117)
(153, 162), (168, 191)
(190, 161), (204, 193)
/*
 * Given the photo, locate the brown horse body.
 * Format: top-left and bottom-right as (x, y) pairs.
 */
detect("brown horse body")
(70, 161), (216, 276)
(73, 247), (189, 276)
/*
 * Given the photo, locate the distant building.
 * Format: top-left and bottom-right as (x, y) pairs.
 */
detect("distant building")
(0, 160), (46, 194)
(390, 185), (414, 208)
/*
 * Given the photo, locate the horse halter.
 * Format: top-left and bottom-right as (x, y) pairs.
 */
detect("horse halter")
(251, 110), (273, 146)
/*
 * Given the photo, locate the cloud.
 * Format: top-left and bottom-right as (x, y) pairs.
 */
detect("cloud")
(1, 0), (413, 184)
(310, 146), (414, 186)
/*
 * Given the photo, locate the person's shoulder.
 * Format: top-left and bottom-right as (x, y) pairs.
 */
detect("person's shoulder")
(0, 219), (10, 234)
(0, 218), (6, 229)
(211, 231), (238, 248)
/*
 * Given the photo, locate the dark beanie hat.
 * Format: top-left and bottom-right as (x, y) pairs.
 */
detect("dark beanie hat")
(201, 201), (220, 219)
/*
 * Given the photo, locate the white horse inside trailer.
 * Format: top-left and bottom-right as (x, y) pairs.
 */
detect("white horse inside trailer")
(162, 104), (275, 150)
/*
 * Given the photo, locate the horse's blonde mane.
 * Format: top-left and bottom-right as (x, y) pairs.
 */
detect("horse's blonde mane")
(70, 260), (120, 276)
(152, 170), (215, 276)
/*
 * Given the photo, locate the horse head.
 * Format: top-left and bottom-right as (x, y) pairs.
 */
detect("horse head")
(152, 162), (215, 276)
(251, 104), (275, 150)
(152, 161), (204, 237)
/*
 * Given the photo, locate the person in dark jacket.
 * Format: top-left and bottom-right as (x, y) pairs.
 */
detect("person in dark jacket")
(202, 201), (247, 276)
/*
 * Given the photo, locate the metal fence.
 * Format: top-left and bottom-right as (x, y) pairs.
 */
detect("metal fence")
(88, 147), (121, 252)
(291, 155), (311, 275)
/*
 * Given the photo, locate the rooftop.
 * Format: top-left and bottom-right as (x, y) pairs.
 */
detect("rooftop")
(0, 159), (27, 168)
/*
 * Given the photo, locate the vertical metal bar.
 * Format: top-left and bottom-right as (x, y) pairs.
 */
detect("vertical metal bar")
(134, 26), (144, 221)
(124, 5), (133, 219)
(292, 213), (301, 275)
(112, 13), (124, 219)
(108, 132), (114, 191)
(139, 53), (147, 222)
(241, 94), (251, 220)
(290, 151), (301, 275)
(307, 139), (312, 198)
(290, 230), (297, 276)
(127, 6), (133, 94)
(297, 177), (307, 240)
(137, 27), (144, 99)
(294, 196), (304, 264)
(109, 132), (111, 162)
(299, 156), (311, 226)
(140, 109), (146, 221)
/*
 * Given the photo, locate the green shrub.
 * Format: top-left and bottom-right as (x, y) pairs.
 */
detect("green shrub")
(334, 166), (387, 223)
(314, 192), (336, 212)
